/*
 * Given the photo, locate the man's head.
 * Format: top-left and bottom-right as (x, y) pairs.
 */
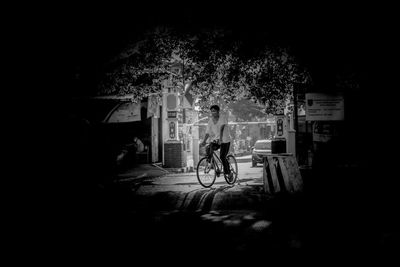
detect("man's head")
(210, 105), (220, 112)
(210, 105), (220, 118)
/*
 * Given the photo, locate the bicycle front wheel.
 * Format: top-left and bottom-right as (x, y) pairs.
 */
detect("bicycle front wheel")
(224, 155), (238, 184)
(196, 157), (216, 188)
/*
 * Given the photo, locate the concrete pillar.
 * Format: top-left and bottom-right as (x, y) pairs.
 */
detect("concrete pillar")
(286, 114), (296, 155)
(287, 130), (296, 155)
(161, 86), (168, 166)
(192, 111), (199, 167)
(161, 80), (186, 168)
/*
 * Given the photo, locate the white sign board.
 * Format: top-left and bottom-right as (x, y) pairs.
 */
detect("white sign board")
(305, 93), (344, 121)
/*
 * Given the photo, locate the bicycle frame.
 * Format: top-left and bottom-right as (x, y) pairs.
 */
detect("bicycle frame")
(207, 144), (233, 174)
(211, 152), (224, 175)
(197, 144), (238, 187)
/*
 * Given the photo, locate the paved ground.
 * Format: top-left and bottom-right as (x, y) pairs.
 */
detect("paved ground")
(54, 157), (400, 256)
(115, 159), (266, 213)
(89, 160), (307, 253)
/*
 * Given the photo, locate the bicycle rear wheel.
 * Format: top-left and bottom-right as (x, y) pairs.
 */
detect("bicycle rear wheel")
(197, 157), (216, 187)
(224, 155), (238, 184)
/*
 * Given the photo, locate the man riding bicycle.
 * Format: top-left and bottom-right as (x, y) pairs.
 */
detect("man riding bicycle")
(200, 105), (234, 181)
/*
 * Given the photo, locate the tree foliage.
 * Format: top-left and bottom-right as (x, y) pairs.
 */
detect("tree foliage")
(97, 26), (311, 113)
(227, 99), (270, 122)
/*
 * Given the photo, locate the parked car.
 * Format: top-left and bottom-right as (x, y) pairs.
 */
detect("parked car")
(251, 139), (272, 167)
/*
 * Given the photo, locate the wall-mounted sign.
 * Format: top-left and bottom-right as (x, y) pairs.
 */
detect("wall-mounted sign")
(167, 111), (177, 118)
(166, 94), (178, 110)
(306, 93), (344, 121)
(169, 121), (176, 139)
(275, 114), (287, 139)
(276, 118), (284, 137)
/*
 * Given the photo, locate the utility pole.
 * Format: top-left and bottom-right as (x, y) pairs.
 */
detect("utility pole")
(182, 57), (186, 123)
(293, 83), (299, 160)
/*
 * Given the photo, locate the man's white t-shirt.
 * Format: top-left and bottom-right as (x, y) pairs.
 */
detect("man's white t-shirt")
(206, 113), (230, 143)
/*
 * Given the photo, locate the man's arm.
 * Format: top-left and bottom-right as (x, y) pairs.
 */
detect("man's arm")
(202, 119), (211, 146)
(201, 133), (209, 146)
(125, 142), (135, 148)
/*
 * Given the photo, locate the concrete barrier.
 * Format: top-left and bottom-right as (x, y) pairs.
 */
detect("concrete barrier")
(262, 154), (303, 194)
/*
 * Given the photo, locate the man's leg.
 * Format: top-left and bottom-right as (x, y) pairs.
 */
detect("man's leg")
(207, 143), (220, 162)
(206, 144), (212, 162)
(220, 142), (231, 174)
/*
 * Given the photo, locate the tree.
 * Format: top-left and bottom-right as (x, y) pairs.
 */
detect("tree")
(227, 99), (269, 122)
(241, 46), (311, 114)
(97, 26), (311, 113)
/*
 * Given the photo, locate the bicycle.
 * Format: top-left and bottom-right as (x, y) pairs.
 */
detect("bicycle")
(196, 141), (238, 188)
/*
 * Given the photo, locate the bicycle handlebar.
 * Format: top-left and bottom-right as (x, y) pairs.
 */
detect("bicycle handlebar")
(200, 139), (219, 147)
